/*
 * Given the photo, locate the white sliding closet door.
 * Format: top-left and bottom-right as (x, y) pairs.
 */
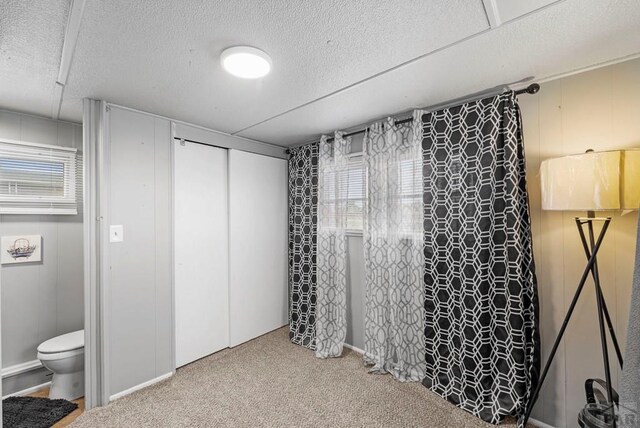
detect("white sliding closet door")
(174, 140), (229, 367)
(229, 150), (288, 347)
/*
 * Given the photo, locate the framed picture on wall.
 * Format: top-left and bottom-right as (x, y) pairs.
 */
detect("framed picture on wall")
(1, 235), (42, 264)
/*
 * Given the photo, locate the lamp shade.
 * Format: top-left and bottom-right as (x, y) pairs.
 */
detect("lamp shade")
(540, 149), (640, 211)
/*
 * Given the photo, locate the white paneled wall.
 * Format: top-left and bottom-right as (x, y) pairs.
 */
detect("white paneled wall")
(100, 103), (289, 400)
(521, 58), (640, 427)
(0, 110), (84, 395)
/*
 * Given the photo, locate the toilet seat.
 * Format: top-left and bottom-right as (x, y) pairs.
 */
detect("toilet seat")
(37, 330), (84, 361)
(37, 348), (84, 361)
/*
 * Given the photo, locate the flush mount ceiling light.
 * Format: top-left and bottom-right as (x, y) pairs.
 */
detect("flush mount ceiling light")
(220, 46), (272, 79)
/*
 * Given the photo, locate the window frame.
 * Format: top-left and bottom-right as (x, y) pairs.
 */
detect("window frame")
(0, 138), (78, 215)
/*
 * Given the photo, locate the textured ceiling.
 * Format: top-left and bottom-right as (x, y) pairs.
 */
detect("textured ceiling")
(1, 0), (640, 146)
(59, 0), (488, 131)
(0, 0), (69, 116)
(240, 0), (640, 145)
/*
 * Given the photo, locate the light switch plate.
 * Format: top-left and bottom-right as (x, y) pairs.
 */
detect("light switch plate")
(110, 225), (124, 243)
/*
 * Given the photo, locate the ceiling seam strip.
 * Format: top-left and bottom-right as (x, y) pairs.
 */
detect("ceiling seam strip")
(231, 0), (570, 137)
(52, 83), (65, 120)
(51, 0), (87, 120)
(481, 0), (502, 28)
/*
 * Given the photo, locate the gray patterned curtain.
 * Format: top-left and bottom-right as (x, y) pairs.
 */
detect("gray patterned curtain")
(362, 112), (426, 382)
(315, 133), (350, 358)
(288, 143), (318, 349)
(421, 92), (540, 426)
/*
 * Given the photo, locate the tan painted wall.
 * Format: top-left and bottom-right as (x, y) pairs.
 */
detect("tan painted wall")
(521, 58), (640, 427)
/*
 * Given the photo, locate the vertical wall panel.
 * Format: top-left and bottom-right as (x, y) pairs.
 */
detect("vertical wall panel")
(108, 108), (157, 395)
(526, 79), (568, 426)
(107, 107), (172, 397)
(229, 150), (288, 347)
(37, 218), (59, 349)
(56, 216), (85, 333)
(154, 119), (173, 376)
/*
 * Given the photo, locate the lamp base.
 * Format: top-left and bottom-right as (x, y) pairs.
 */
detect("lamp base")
(523, 217), (623, 427)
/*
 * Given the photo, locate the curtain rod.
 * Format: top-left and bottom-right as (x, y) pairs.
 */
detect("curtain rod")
(285, 83), (540, 154)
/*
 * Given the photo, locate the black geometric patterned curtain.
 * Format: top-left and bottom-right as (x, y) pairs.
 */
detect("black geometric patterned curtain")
(288, 143), (318, 349)
(421, 92), (540, 426)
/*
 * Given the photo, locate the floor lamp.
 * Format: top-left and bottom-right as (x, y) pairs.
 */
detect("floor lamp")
(523, 149), (640, 427)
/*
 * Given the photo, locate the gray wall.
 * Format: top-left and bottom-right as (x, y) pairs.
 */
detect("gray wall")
(344, 134), (366, 351)
(106, 106), (173, 397)
(342, 59), (640, 427)
(345, 235), (365, 350)
(0, 110), (84, 395)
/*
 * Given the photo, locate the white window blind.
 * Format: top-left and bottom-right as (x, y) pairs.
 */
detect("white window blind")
(0, 139), (78, 215)
(345, 157), (365, 230)
(320, 154), (422, 234)
(396, 157), (423, 236)
(320, 155), (365, 231)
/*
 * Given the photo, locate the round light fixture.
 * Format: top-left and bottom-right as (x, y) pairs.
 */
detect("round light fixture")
(220, 46), (272, 79)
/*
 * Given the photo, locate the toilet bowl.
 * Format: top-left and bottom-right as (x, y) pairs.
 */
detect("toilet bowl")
(37, 330), (84, 401)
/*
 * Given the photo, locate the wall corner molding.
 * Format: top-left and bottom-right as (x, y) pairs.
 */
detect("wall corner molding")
(82, 98), (109, 409)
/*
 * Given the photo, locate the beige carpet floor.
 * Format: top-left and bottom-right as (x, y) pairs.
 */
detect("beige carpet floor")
(72, 327), (534, 427)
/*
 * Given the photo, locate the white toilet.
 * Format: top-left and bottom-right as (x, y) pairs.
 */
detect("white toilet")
(37, 330), (84, 400)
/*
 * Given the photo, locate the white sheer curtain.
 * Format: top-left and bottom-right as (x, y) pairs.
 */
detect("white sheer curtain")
(315, 133), (350, 358)
(362, 111), (426, 381)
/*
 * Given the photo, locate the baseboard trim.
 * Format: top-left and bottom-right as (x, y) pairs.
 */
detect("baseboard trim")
(529, 417), (555, 428)
(2, 381), (51, 399)
(1, 360), (44, 379)
(109, 372), (173, 402)
(343, 343), (364, 355)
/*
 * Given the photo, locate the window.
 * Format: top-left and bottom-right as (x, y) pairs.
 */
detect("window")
(396, 157), (423, 236)
(320, 155), (365, 232)
(344, 156), (365, 231)
(319, 154), (423, 234)
(0, 139), (78, 215)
